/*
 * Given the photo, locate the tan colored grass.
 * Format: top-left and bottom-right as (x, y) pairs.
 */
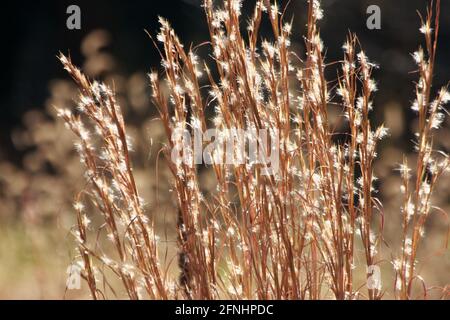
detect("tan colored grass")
(58, 0), (449, 300)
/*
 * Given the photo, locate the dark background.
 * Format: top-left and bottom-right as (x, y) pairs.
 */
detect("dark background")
(1, 0), (449, 163)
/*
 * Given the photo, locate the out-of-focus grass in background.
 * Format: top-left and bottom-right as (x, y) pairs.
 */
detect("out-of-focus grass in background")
(0, 224), (69, 299)
(0, 0), (449, 299)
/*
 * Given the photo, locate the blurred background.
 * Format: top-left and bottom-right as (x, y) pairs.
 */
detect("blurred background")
(0, 0), (449, 299)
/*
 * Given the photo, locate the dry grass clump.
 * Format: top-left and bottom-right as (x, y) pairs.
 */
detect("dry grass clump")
(58, 59), (170, 299)
(58, 0), (449, 300)
(394, 1), (450, 299)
